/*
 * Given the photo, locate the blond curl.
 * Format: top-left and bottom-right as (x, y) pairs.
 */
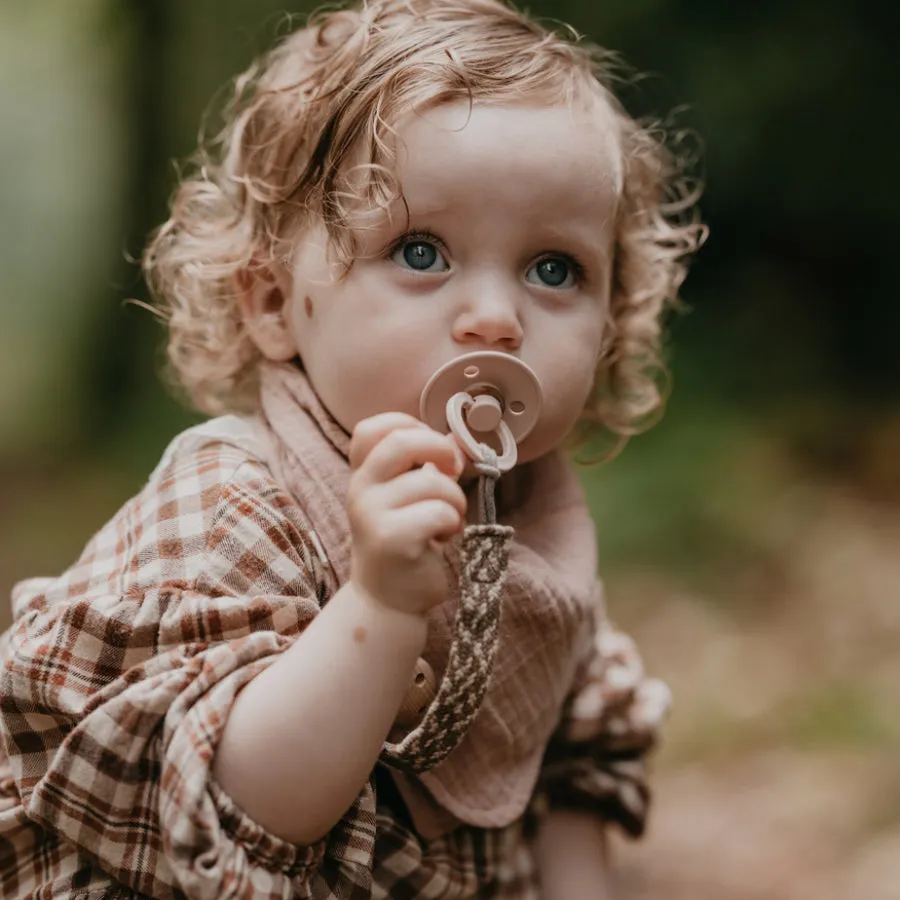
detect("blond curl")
(144, 0), (706, 444)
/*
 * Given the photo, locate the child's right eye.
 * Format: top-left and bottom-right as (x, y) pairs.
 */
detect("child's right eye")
(390, 236), (449, 273)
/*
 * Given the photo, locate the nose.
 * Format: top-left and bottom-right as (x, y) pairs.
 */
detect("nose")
(451, 289), (523, 351)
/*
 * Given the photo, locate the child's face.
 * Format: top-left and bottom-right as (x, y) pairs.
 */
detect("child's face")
(266, 101), (620, 464)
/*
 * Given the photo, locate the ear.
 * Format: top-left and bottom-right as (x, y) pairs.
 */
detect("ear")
(236, 262), (297, 362)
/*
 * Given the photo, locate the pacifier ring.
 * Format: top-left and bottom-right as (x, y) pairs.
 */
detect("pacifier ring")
(446, 392), (518, 472)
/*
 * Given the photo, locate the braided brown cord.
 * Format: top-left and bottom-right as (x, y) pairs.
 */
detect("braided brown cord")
(380, 522), (512, 773)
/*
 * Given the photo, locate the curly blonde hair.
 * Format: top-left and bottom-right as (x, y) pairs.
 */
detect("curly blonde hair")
(144, 0), (705, 444)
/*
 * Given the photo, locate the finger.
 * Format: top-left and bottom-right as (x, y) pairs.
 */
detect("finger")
(373, 466), (468, 519)
(385, 500), (464, 547)
(349, 413), (427, 471)
(445, 431), (468, 464)
(442, 433), (478, 484)
(356, 427), (464, 486)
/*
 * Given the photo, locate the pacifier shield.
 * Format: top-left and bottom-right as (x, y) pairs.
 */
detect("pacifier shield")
(418, 351), (543, 442)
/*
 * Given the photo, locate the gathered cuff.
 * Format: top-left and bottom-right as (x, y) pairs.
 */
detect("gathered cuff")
(536, 752), (651, 838)
(536, 620), (671, 839)
(207, 777), (326, 875)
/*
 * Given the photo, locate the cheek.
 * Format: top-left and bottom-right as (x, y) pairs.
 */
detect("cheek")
(548, 361), (596, 423)
(531, 319), (603, 439)
(549, 317), (603, 394)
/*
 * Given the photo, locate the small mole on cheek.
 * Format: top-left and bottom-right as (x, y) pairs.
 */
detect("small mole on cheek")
(353, 626), (367, 644)
(304, 295), (314, 318)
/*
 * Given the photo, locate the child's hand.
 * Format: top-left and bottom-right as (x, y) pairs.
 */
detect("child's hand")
(348, 412), (467, 617)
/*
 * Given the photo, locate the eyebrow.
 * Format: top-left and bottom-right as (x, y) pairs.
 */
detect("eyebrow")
(535, 221), (615, 264)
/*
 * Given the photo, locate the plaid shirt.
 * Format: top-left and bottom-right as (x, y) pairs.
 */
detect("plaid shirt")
(0, 418), (668, 899)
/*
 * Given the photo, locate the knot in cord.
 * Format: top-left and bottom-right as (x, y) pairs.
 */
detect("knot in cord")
(474, 445), (500, 525)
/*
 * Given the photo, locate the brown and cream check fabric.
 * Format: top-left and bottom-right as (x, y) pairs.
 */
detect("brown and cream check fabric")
(0, 420), (668, 899)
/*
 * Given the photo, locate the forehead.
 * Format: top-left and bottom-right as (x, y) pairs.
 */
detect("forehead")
(391, 100), (623, 222)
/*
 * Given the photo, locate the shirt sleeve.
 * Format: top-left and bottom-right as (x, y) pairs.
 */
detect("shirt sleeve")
(536, 597), (672, 839)
(0, 444), (374, 899)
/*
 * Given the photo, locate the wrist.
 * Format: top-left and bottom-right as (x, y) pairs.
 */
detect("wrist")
(341, 580), (430, 648)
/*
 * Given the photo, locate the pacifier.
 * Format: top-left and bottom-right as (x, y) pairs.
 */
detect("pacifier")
(382, 351), (540, 775)
(418, 351), (543, 473)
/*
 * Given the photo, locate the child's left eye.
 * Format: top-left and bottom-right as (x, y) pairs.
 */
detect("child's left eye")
(525, 257), (578, 289)
(391, 238), (449, 273)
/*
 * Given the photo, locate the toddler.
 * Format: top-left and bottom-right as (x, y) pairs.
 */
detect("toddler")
(0, 1), (703, 898)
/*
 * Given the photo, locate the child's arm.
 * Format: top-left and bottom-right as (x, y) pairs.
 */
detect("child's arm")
(534, 608), (671, 897)
(212, 412), (466, 845)
(0, 416), (464, 899)
(536, 809), (612, 900)
(211, 580), (426, 845)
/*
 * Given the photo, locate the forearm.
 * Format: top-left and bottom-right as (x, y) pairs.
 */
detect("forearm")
(213, 581), (427, 844)
(536, 809), (612, 900)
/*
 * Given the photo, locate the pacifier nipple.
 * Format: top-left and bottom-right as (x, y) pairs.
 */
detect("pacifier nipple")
(466, 394), (503, 433)
(418, 351), (543, 473)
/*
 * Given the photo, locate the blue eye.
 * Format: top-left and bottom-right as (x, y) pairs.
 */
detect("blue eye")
(391, 238), (448, 273)
(526, 257), (576, 289)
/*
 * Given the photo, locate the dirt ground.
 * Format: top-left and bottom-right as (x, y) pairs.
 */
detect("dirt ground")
(607, 483), (900, 900)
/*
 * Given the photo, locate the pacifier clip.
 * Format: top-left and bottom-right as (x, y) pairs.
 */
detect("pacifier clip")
(380, 352), (542, 774)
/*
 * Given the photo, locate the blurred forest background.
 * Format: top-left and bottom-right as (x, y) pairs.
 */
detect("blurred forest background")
(1, 1), (898, 898)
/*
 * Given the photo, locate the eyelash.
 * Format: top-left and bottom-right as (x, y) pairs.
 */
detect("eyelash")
(388, 230), (447, 259)
(388, 230), (589, 285)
